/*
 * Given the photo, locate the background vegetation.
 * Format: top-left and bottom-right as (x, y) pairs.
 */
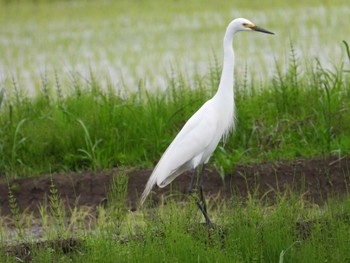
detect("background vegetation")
(1, 44), (350, 178)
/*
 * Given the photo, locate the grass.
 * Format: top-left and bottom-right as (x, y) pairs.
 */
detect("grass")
(1, 178), (350, 262)
(1, 42), (350, 178)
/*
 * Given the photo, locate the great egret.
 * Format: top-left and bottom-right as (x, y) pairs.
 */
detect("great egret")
(141, 18), (274, 225)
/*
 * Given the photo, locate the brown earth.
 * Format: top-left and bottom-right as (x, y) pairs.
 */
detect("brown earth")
(1, 156), (350, 216)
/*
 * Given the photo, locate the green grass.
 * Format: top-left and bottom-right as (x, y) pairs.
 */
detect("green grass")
(1, 181), (350, 262)
(1, 43), (350, 178)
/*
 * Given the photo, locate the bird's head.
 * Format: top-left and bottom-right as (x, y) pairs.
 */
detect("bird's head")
(232, 18), (274, 35)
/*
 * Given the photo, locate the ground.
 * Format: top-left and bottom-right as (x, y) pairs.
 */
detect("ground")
(1, 156), (349, 216)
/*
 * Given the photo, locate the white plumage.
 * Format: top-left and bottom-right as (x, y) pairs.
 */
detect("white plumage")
(141, 18), (274, 206)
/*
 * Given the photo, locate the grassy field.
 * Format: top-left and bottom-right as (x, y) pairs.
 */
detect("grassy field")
(1, 43), (350, 178)
(1, 176), (350, 262)
(1, 0), (350, 262)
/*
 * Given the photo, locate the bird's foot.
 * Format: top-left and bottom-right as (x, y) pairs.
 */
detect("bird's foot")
(196, 186), (214, 228)
(196, 200), (214, 228)
(188, 184), (214, 228)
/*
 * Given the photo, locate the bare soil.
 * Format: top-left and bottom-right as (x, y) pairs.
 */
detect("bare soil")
(1, 156), (349, 216)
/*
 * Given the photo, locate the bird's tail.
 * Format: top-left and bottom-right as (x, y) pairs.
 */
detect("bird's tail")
(140, 172), (157, 206)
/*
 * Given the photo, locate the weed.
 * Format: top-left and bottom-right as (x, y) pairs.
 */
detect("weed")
(76, 118), (103, 170)
(7, 185), (24, 241)
(49, 176), (66, 239)
(106, 172), (129, 236)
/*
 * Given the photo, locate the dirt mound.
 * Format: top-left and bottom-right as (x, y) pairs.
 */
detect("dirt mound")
(1, 156), (349, 216)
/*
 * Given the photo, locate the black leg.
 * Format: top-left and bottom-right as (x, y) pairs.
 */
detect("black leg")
(197, 164), (213, 227)
(188, 168), (197, 193)
(198, 164), (208, 214)
(196, 186), (212, 226)
(198, 163), (206, 187)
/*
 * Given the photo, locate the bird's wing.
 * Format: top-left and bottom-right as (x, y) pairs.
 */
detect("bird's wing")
(158, 114), (216, 182)
(140, 101), (217, 205)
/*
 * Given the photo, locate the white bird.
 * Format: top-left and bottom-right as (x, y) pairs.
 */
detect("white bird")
(141, 18), (274, 224)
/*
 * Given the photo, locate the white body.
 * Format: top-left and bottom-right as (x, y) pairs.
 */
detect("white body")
(140, 18), (269, 205)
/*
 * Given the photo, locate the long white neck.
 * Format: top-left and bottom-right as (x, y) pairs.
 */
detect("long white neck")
(214, 23), (236, 102)
(210, 22), (237, 139)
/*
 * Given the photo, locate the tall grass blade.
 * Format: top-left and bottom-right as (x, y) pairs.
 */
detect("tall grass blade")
(279, 241), (301, 263)
(11, 118), (27, 173)
(0, 88), (4, 109)
(343, 40), (350, 72)
(77, 118), (102, 170)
